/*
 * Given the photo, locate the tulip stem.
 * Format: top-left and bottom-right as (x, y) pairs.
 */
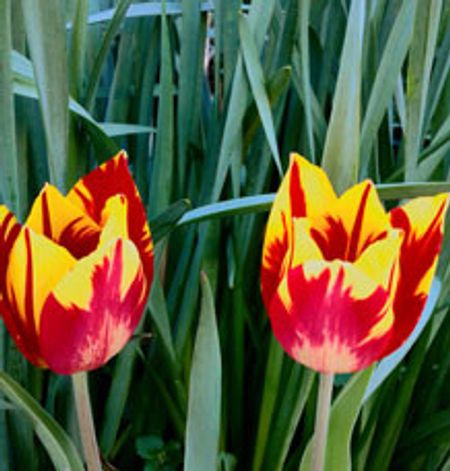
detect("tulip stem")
(311, 373), (334, 471)
(72, 372), (102, 471)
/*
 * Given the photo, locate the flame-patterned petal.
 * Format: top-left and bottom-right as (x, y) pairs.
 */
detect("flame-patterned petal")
(308, 180), (390, 262)
(261, 154), (449, 374)
(386, 193), (449, 353)
(269, 260), (394, 373)
(26, 184), (101, 258)
(4, 226), (76, 367)
(67, 151), (153, 280)
(39, 237), (147, 374)
(261, 154), (336, 307)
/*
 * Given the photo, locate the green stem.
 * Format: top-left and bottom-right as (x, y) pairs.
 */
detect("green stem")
(72, 372), (102, 471)
(311, 373), (334, 471)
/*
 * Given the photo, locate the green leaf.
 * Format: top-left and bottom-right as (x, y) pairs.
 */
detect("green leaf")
(404, 0), (443, 180)
(83, 2), (219, 24)
(0, 370), (84, 471)
(252, 337), (285, 471)
(177, 0), (202, 191)
(0, 0), (20, 213)
(150, 199), (192, 242)
(99, 342), (138, 457)
(321, 0), (365, 193)
(212, 0), (277, 202)
(184, 273), (222, 471)
(239, 12), (282, 175)
(177, 194), (274, 227)
(99, 123), (155, 137)
(148, 276), (178, 370)
(68, 0), (89, 100)
(176, 181), (450, 228)
(149, 5), (175, 216)
(264, 366), (315, 470)
(243, 66), (292, 150)
(84, 0), (133, 111)
(21, 0), (70, 190)
(298, 0), (316, 162)
(360, 0), (418, 177)
(364, 278), (441, 401)
(299, 367), (374, 471)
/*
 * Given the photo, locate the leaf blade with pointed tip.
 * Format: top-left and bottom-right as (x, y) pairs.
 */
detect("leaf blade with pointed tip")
(184, 273), (222, 471)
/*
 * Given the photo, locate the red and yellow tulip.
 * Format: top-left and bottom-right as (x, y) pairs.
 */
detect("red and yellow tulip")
(0, 151), (153, 374)
(261, 154), (448, 373)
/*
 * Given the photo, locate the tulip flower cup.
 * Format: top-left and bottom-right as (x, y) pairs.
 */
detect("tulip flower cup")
(0, 151), (154, 375)
(261, 153), (448, 375)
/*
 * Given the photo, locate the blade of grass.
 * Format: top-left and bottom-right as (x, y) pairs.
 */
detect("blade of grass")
(148, 4), (174, 217)
(212, 0), (277, 202)
(264, 366), (315, 470)
(84, 0), (132, 111)
(299, 367), (374, 471)
(176, 181), (450, 228)
(404, 0), (443, 181)
(252, 337), (285, 471)
(239, 13), (282, 175)
(0, 370), (84, 471)
(0, 0), (20, 212)
(360, 0), (418, 177)
(321, 0), (365, 193)
(298, 0), (316, 162)
(184, 273), (222, 471)
(21, 0), (70, 190)
(177, 0), (202, 191)
(69, 0), (89, 100)
(364, 278), (441, 401)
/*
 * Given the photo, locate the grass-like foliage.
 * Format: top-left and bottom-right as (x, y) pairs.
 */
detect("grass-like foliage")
(0, 0), (449, 469)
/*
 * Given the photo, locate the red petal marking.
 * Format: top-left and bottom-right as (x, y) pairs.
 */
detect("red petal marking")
(1, 228), (46, 367)
(26, 184), (101, 259)
(261, 155), (337, 309)
(67, 152), (153, 281)
(0, 211), (45, 366)
(58, 217), (100, 259)
(41, 189), (52, 237)
(39, 239), (147, 374)
(309, 182), (389, 262)
(261, 212), (290, 308)
(310, 215), (348, 261)
(0, 210), (21, 291)
(347, 183), (371, 260)
(269, 261), (393, 373)
(386, 198), (447, 353)
(289, 160), (306, 217)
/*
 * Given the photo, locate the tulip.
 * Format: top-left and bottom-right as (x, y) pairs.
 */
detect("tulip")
(0, 151), (153, 375)
(261, 153), (448, 373)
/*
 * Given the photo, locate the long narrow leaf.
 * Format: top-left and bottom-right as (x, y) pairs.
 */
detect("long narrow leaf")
(0, 370), (84, 471)
(21, 0), (70, 190)
(321, 0), (365, 193)
(184, 273), (222, 471)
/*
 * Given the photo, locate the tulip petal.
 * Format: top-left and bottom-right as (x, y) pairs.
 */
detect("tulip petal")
(354, 229), (403, 291)
(261, 154), (336, 307)
(4, 227), (76, 367)
(98, 195), (129, 247)
(0, 206), (21, 290)
(310, 181), (390, 262)
(288, 219), (324, 269)
(26, 184), (101, 258)
(67, 151), (153, 280)
(39, 237), (147, 374)
(269, 260), (394, 373)
(0, 207), (31, 362)
(387, 193), (449, 353)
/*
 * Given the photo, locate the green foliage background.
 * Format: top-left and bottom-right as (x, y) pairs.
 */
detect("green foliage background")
(0, 0), (450, 469)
